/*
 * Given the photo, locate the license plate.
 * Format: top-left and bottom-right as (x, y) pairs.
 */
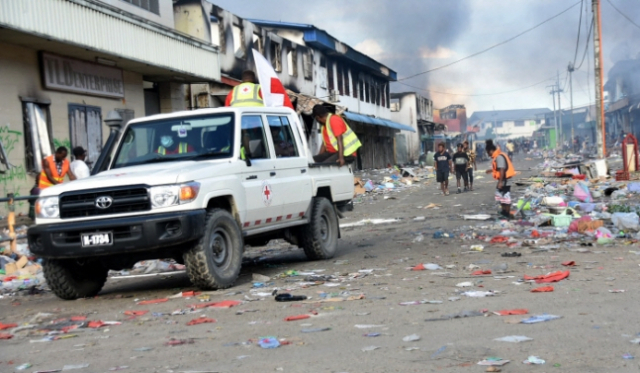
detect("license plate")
(81, 232), (113, 247)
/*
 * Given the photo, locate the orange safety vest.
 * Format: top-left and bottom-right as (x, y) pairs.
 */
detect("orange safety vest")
(491, 149), (516, 180)
(38, 155), (70, 189)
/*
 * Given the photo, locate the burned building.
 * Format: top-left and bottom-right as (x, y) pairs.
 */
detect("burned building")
(390, 92), (435, 164)
(604, 58), (640, 142)
(174, 1), (415, 169)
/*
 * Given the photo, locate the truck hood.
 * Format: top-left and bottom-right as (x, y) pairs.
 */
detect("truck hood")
(40, 160), (229, 196)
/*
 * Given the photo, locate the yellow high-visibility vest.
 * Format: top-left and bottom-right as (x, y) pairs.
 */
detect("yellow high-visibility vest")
(157, 142), (189, 155)
(230, 83), (264, 107)
(324, 114), (361, 156)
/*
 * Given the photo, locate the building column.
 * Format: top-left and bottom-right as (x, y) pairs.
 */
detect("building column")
(158, 82), (187, 113)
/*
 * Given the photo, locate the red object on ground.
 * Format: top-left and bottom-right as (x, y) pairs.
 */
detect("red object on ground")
(411, 264), (425, 271)
(124, 310), (149, 316)
(495, 309), (529, 316)
(186, 317), (216, 326)
(531, 286), (554, 292)
(189, 300), (241, 309)
(561, 261), (576, 267)
(70, 316), (87, 321)
(0, 323), (17, 330)
(87, 321), (107, 328)
(490, 236), (509, 244)
(472, 270), (492, 275)
(284, 314), (311, 321)
(181, 291), (201, 297)
(137, 298), (169, 305)
(572, 174), (586, 180)
(531, 230), (541, 238)
(0, 333), (13, 339)
(524, 270), (570, 283)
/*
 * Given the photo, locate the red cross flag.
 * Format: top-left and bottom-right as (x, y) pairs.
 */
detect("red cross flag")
(252, 49), (294, 110)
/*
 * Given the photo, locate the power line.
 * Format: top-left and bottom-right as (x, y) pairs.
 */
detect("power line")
(606, 0), (640, 30)
(395, 74), (559, 97)
(575, 19), (594, 71)
(572, 0), (585, 66)
(396, 0), (582, 81)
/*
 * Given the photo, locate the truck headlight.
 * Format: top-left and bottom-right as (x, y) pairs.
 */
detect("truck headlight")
(150, 182), (200, 209)
(35, 197), (59, 219)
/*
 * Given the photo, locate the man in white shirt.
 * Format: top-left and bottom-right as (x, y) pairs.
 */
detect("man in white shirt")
(70, 147), (90, 179)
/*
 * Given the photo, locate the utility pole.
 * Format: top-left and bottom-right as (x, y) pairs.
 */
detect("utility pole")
(568, 62), (575, 148)
(548, 84), (558, 148)
(557, 70), (564, 147)
(593, 0), (606, 158)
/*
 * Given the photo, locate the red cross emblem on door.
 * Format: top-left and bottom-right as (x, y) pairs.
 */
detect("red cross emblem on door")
(262, 181), (272, 206)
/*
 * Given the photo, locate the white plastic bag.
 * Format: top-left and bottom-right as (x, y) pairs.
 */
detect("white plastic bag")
(612, 212), (640, 231)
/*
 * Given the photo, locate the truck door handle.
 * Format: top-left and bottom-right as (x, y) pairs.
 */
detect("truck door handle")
(246, 175), (257, 180)
(270, 171), (276, 176)
(301, 169), (307, 173)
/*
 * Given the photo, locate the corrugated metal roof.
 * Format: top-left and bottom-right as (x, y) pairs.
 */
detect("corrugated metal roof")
(0, 0), (220, 81)
(343, 111), (416, 133)
(468, 108), (551, 123)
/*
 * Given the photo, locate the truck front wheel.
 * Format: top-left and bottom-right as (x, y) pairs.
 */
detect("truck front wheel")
(183, 209), (243, 290)
(299, 197), (339, 260)
(43, 259), (108, 300)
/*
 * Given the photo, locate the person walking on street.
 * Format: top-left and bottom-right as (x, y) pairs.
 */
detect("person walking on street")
(39, 147), (76, 189)
(452, 143), (469, 193)
(70, 146), (90, 179)
(463, 140), (477, 191)
(485, 139), (516, 219)
(506, 140), (515, 160)
(434, 142), (453, 196)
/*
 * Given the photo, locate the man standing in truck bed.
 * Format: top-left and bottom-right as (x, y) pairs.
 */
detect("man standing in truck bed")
(312, 105), (361, 167)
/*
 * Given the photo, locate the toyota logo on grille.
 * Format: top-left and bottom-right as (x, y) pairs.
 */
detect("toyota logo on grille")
(95, 196), (113, 209)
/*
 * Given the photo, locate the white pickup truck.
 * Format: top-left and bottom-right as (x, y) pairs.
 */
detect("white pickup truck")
(28, 107), (354, 300)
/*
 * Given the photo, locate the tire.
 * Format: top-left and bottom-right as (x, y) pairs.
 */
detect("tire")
(299, 197), (339, 260)
(43, 259), (108, 300)
(183, 209), (243, 290)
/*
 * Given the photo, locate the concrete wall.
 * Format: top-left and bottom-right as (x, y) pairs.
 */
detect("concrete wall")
(0, 42), (144, 214)
(493, 119), (541, 138)
(391, 94), (419, 162)
(97, 0), (175, 28)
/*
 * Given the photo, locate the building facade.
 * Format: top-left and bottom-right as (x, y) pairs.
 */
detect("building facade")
(0, 0), (220, 214)
(390, 92), (434, 164)
(468, 108), (551, 140)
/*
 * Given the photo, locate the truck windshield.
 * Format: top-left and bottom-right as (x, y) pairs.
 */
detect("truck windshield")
(112, 113), (235, 169)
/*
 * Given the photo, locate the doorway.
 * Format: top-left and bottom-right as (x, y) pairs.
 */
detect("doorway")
(68, 104), (102, 168)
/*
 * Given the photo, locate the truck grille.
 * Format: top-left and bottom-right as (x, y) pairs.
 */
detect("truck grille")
(59, 186), (150, 219)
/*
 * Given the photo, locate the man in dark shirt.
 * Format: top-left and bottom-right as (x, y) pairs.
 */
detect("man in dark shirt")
(433, 142), (453, 196)
(452, 143), (469, 193)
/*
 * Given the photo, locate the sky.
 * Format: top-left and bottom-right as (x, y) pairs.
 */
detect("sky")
(209, 0), (640, 115)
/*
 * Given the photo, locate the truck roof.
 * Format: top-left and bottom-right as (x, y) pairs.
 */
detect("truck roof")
(128, 106), (298, 126)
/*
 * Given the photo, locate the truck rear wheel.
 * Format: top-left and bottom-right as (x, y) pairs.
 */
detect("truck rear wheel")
(299, 197), (338, 260)
(183, 209), (243, 290)
(43, 259), (108, 300)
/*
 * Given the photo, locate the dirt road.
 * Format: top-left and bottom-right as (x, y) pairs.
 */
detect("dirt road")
(2, 157), (640, 373)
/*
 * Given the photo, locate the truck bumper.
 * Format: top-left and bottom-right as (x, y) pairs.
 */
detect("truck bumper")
(28, 210), (206, 258)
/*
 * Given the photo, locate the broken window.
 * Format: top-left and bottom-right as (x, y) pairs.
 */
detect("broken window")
(252, 33), (263, 54)
(359, 79), (364, 101)
(336, 64), (344, 95)
(344, 68), (350, 96)
(318, 56), (327, 88)
(302, 50), (313, 80)
(287, 48), (297, 77)
(22, 100), (53, 174)
(365, 81), (370, 103)
(232, 24), (245, 59)
(351, 70), (358, 99)
(270, 42), (282, 72)
(210, 15), (220, 47)
(327, 60), (334, 91)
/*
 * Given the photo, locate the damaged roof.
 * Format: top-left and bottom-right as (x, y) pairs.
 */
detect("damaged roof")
(468, 108), (551, 123)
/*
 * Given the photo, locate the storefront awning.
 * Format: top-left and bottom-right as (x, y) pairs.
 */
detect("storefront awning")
(343, 111), (416, 132)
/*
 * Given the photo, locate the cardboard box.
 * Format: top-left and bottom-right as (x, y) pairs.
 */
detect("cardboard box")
(4, 262), (17, 275)
(16, 255), (28, 269)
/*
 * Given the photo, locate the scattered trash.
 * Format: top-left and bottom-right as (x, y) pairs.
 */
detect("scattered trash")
(623, 353), (635, 360)
(62, 364), (90, 370)
(402, 334), (421, 342)
(258, 337), (280, 349)
(284, 314), (311, 321)
(301, 327), (330, 333)
(494, 309), (528, 316)
(523, 356), (546, 365)
(494, 335), (533, 343)
(478, 358), (510, 366)
(275, 293), (308, 302)
(186, 317), (216, 326)
(361, 345), (380, 352)
(412, 263), (442, 271)
(521, 314), (562, 324)
(463, 291), (496, 298)
(531, 286), (554, 293)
